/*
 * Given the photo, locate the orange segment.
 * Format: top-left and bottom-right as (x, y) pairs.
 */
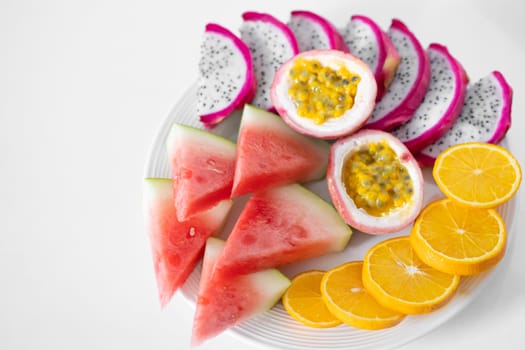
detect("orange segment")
(410, 198), (506, 275)
(362, 236), (460, 314)
(321, 261), (405, 330)
(433, 142), (521, 208)
(282, 270), (341, 328)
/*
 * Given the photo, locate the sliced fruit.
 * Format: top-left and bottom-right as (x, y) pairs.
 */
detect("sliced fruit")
(410, 198), (507, 275)
(417, 71), (513, 166)
(143, 178), (232, 307)
(282, 270), (341, 328)
(363, 236), (460, 314)
(433, 142), (522, 208)
(192, 237), (290, 346)
(341, 14), (401, 100)
(321, 261), (405, 330)
(271, 50), (377, 139)
(288, 10), (349, 52)
(391, 43), (468, 154)
(240, 12), (299, 111)
(215, 183), (352, 278)
(197, 23), (256, 127)
(231, 104), (330, 197)
(365, 19), (431, 131)
(327, 129), (424, 234)
(166, 123), (236, 221)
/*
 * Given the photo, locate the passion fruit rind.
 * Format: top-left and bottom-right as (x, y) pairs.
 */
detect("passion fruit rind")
(327, 129), (424, 234)
(271, 50), (377, 140)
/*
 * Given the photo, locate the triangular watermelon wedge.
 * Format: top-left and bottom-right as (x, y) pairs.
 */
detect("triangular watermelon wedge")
(192, 237), (290, 346)
(231, 105), (330, 197)
(166, 123), (236, 221)
(214, 184), (352, 279)
(143, 178), (232, 307)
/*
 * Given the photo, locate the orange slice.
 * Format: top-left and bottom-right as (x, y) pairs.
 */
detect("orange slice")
(321, 261), (405, 330)
(433, 142), (521, 208)
(282, 270), (341, 328)
(410, 198), (506, 275)
(362, 236), (460, 314)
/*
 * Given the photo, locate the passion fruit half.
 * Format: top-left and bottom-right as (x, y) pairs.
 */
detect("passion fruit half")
(270, 50), (377, 139)
(327, 129), (424, 234)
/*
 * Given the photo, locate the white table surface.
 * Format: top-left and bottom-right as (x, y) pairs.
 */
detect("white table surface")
(3, 0), (525, 349)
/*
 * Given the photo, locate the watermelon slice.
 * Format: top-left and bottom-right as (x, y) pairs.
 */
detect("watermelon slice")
(143, 178), (232, 307)
(214, 184), (352, 278)
(231, 105), (330, 197)
(192, 237), (290, 346)
(166, 123), (236, 221)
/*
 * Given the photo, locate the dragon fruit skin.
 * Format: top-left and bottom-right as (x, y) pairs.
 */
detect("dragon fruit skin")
(381, 32), (401, 95)
(198, 23), (256, 128)
(416, 71), (513, 167)
(365, 19), (431, 131)
(391, 43), (469, 154)
(240, 12), (299, 111)
(342, 15), (400, 101)
(288, 10), (349, 52)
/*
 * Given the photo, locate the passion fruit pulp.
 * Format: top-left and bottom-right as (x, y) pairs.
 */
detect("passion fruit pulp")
(327, 129), (424, 234)
(271, 50), (377, 140)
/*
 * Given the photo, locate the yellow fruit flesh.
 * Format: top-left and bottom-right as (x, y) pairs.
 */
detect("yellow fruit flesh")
(342, 141), (413, 216)
(288, 58), (360, 124)
(363, 237), (460, 314)
(410, 198), (506, 275)
(282, 270), (341, 328)
(433, 142), (522, 208)
(321, 261), (404, 330)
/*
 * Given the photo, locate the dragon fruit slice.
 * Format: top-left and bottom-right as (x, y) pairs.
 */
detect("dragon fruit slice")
(240, 12), (299, 111)
(288, 10), (349, 52)
(342, 15), (400, 101)
(416, 71), (513, 166)
(197, 23), (256, 127)
(365, 19), (430, 131)
(391, 43), (468, 154)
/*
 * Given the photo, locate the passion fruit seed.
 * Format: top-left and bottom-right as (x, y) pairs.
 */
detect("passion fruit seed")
(342, 141), (413, 216)
(288, 58), (361, 124)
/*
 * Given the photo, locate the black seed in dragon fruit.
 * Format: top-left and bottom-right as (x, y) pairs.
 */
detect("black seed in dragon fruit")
(391, 43), (468, 154)
(341, 15), (400, 101)
(197, 23), (256, 128)
(416, 71), (513, 166)
(288, 10), (348, 52)
(240, 11), (299, 111)
(365, 19), (430, 131)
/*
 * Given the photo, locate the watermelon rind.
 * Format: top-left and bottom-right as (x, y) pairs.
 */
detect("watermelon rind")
(205, 238), (291, 312)
(143, 178), (233, 307)
(165, 123), (237, 221)
(192, 237), (291, 346)
(166, 122), (236, 155)
(214, 183), (353, 278)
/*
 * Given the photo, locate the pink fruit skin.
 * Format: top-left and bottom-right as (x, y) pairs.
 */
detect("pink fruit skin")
(242, 11), (300, 53)
(291, 10), (349, 52)
(379, 31), (401, 98)
(327, 130), (424, 234)
(403, 43), (469, 154)
(199, 23), (256, 127)
(487, 71), (513, 143)
(366, 19), (431, 131)
(350, 15), (401, 101)
(416, 71), (512, 167)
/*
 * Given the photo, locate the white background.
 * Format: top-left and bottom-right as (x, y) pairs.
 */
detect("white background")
(2, 0), (525, 349)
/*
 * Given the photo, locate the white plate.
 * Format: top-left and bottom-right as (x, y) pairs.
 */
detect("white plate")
(144, 84), (517, 350)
